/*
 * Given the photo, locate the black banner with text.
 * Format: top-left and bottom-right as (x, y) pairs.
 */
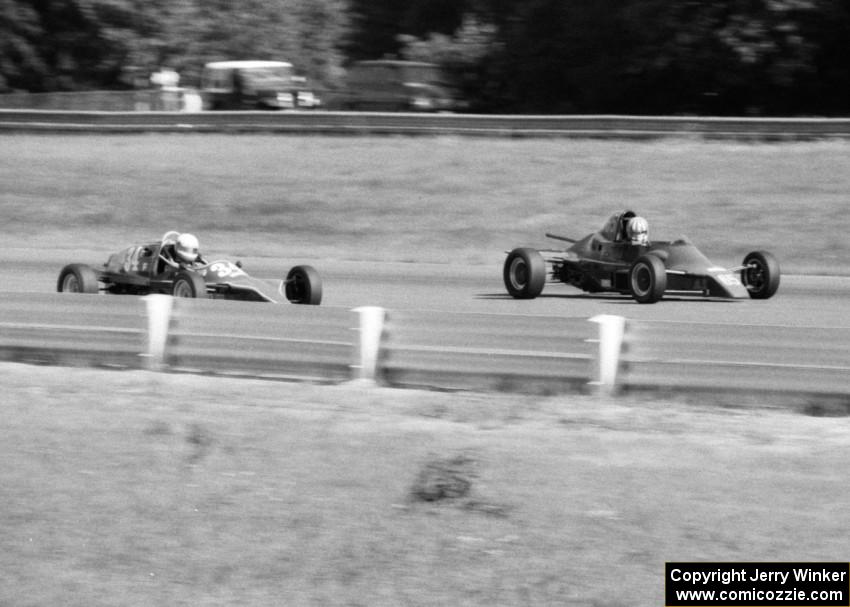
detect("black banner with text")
(666, 562), (849, 607)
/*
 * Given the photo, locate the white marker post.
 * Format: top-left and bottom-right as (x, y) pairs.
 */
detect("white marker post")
(143, 294), (174, 371)
(351, 306), (386, 385)
(588, 314), (626, 394)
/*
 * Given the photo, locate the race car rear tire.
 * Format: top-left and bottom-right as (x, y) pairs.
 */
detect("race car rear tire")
(285, 265), (322, 305)
(741, 251), (780, 299)
(172, 271), (207, 298)
(57, 263), (100, 294)
(503, 247), (546, 299)
(629, 254), (667, 304)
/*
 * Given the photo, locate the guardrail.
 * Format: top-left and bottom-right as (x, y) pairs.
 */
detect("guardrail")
(620, 320), (850, 396)
(1, 293), (848, 398)
(3, 110), (850, 139)
(0, 292), (146, 368)
(167, 297), (355, 382)
(0, 89), (191, 112)
(381, 309), (594, 392)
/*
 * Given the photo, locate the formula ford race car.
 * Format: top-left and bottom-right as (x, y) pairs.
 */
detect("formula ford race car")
(503, 210), (779, 304)
(57, 231), (322, 305)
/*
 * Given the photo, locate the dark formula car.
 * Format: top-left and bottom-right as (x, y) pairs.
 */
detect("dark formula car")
(57, 231), (322, 305)
(503, 210), (779, 304)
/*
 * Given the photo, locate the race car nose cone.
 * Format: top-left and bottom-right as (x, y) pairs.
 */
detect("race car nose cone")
(707, 270), (749, 298)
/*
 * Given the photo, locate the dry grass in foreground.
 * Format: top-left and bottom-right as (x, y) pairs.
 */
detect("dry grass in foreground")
(1, 363), (848, 606)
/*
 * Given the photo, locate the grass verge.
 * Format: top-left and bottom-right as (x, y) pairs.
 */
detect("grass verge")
(2, 134), (849, 273)
(1, 363), (848, 606)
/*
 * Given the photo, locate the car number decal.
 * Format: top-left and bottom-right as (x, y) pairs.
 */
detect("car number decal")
(717, 273), (742, 286)
(209, 261), (247, 279)
(121, 246), (145, 272)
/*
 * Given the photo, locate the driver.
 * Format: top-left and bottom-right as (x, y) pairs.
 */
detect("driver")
(159, 233), (206, 270)
(626, 216), (649, 245)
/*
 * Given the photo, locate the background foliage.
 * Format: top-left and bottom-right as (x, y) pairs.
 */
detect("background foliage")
(1, 0), (848, 115)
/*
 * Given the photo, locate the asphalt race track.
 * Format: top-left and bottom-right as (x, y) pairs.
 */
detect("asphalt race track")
(5, 251), (850, 330)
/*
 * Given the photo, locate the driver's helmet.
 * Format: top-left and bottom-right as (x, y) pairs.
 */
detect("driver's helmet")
(176, 233), (200, 263)
(627, 216), (649, 245)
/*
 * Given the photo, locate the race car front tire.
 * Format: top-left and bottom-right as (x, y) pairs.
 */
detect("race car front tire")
(172, 271), (208, 298)
(285, 265), (322, 305)
(57, 263), (100, 294)
(629, 254), (667, 304)
(741, 251), (780, 299)
(503, 247), (546, 299)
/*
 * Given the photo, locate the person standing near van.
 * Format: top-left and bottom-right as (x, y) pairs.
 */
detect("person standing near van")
(231, 69), (244, 108)
(150, 67), (181, 111)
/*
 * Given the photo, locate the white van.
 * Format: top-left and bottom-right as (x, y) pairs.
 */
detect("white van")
(199, 60), (319, 110)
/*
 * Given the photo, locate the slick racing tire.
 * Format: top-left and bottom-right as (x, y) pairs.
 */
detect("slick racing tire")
(285, 265), (322, 305)
(629, 254), (667, 304)
(503, 247), (546, 299)
(741, 251), (780, 299)
(172, 270), (208, 298)
(57, 263), (100, 294)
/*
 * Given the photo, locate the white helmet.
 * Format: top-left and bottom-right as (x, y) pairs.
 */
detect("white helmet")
(627, 216), (649, 245)
(176, 233), (200, 262)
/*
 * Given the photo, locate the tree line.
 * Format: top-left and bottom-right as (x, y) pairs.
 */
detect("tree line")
(1, 0), (848, 115)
